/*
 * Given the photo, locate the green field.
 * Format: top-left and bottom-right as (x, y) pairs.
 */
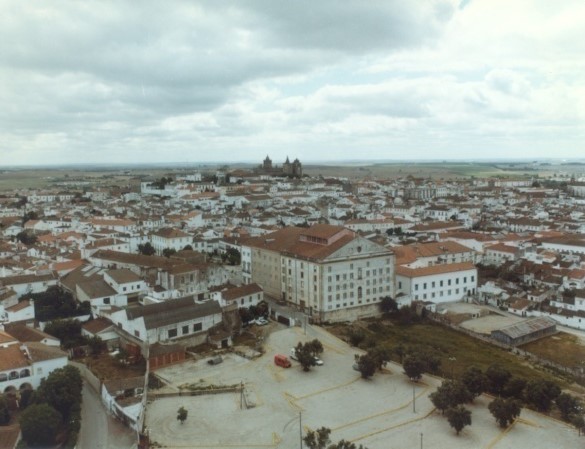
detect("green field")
(329, 319), (581, 391)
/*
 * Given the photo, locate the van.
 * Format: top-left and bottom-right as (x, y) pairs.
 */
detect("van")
(290, 348), (298, 360)
(274, 354), (291, 368)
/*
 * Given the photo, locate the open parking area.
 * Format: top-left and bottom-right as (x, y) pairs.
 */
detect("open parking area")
(145, 325), (583, 449)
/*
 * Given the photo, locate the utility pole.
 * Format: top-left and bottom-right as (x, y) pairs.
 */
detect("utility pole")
(420, 432), (423, 449)
(413, 384), (416, 413)
(299, 411), (303, 449)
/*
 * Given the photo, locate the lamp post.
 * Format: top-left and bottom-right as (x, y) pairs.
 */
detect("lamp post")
(420, 432), (423, 449)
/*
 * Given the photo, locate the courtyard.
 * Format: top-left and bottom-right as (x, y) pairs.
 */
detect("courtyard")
(145, 325), (582, 449)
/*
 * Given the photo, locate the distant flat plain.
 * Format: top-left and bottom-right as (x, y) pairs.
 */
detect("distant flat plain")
(0, 162), (582, 191)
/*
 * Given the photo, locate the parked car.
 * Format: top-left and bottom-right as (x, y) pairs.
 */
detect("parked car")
(207, 355), (223, 365)
(255, 317), (269, 326)
(274, 354), (291, 368)
(290, 348), (298, 360)
(313, 356), (324, 366)
(352, 363), (360, 371)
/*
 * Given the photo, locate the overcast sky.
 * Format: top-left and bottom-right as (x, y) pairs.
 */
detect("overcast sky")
(1, 1), (584, 166)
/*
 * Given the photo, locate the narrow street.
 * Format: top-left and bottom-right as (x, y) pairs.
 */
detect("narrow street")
(79, 381), (136, 449)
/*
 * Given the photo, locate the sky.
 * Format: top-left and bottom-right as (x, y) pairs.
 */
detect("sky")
(1, 0), (584, 166)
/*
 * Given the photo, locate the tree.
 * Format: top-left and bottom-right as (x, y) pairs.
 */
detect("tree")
(403, 355), (425, 381)
(36, 365), (83, 419)
(488, 397), (521, 428)
(524, 379), (561, 413)
(347, 328), (365, 347)
(445, 406), (472, 435)
(19, 389), (34, 410)
(177, 406), (188, 424)
(307, 339), (324, 358)
(328, 441), (369, 449)
(485, 364), (511, 396)
(379, 296), (398, 314)
(461, 366), (488, 400)
(87, 335), (106, 356)
(29, 286), (87, 322)
(44, 319), (84, 349)
(429, 380), (472, 414)
(138, 242), (155, 256)
(225, 247), (241, 265)
(501, 377), (526, 400)
(556, 393), (581, 421)
(183, 244), (193, 251)
(303, 426), (331, 449)
(356, 353), (377, 379)
(0, 395), (10, 425)
(20, 403), (62, 448)
(163, 248), (177, 258)
(571, 414), (585, 436)
(16, 230), (37, 245)
(295, 342), (316, 371)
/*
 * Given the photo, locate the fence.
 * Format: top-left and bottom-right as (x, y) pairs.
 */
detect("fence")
(149, 384), (243, 400)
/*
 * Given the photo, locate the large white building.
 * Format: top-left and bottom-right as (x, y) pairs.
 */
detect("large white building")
(396, 261), (478, 303)
(242, 224), (395, 322)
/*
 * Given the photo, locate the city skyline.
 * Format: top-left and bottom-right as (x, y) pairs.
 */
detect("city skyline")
(1, 1), (584, 166)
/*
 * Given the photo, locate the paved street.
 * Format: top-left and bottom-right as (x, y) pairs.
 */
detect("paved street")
(79, 381), (136, 449)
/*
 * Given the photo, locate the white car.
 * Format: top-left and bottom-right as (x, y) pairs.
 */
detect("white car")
(255, 317), (269, 326)
(313, 357), (324, 366)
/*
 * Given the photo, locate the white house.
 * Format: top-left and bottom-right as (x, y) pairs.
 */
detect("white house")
(396, 261), (478, 303)
(150, 227), (192, 255)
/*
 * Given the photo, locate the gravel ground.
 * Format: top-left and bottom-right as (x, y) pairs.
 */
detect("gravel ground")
(145, 325), (583, 449)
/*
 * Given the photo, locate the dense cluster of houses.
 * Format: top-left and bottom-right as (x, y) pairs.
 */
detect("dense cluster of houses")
(1, 163), (585, 432)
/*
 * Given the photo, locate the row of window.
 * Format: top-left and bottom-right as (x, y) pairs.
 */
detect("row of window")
(0, 369), (31, 382)
(413, 275), (475, 291)
(414, 287), (475, 300)
(167, 322), (203, 339)
(326, 296), (383, 310)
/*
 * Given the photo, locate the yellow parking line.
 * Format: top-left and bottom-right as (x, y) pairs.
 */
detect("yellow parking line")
(294, 376), (362, 401)
(484, 419), (517, 449)
(350, 407), (436, 443)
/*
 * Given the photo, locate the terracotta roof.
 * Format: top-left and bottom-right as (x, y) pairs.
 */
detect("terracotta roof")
(25, 342), (68, 362)
(0, 344), (29, 371)
(396, 261), (477, 278)
(221, 283), (263, 301)
(82, 317), (114, 334)
(486, 243), (519, 254)
(5, 299), (31, 313)
(151, 227), (190, 239)
(103, 376), (144, 395)
(0, 330), (18, 346)
(4, 323), (57, 343)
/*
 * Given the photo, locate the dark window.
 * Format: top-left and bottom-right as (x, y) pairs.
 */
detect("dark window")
(182, 325), (189, 334)
(193, 322), (203, 332)
(168, 329), (177, 338)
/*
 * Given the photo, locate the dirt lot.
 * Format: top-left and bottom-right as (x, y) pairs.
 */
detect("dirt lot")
(521, 332), (585, 370)
(145, 326), (583, 449)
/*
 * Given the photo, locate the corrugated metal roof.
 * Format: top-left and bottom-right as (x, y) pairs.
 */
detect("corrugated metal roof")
(492, 317), (556, 339)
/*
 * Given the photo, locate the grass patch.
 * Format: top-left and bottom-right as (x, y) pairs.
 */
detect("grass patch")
(329, 320), (570, 387)
(520, 332), (585, 370)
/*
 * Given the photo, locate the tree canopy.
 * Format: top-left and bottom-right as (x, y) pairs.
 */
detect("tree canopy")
(445, 405), (472, 435)
(20, 403), (62, 448)
(524, 379), (561, 413)
(403, 355), (425, 381)
(488, 397), (522, 428)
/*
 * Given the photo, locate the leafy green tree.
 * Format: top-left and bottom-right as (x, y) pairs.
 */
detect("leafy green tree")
(183, 244), (193, 251)
(555, 393), (581, 421)
(501, 377), (526, 400)
(403, 355), (425, 381)
(36, 365), (82, 419)
(356, 353), (377, 379)
(44, 319), (84, 349)
(328, 441), (369, 449)
(307, 339), (324, 357)
(303, 426), (331, 449)
(177, 406), (188, 424)
(347, 329), (365, 347)
(138, 242), (156, 255)
(162, 248), (177, 258)
(393, 344), (406, 363)
(20, 404), (62, 448)
(29, 286), (87, 322)
(19, 389), (34, 410)
(0, 395), (10, 425)
(16, 230), (38, 245)
(225, 247), (241, 265)
(429, 380), (472, 414)
(295, 342), (316, 371)
(445, 406), (472, 435)
(87, 335), (106, 355)
(461, 366), (488, 400)
(524, 379), (561, 413)
(369, 346), (391, 371)
(571, 414), (585, 436)
(486, 364), (511, 396)
(379, 296), (398, 314)
(488, 397), (522, 428)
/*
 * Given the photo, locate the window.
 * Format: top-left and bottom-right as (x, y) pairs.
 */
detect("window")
(336, 275), (340, 281)
(168, 329), (178, 338)
(398, 281), (402, 289)
(456, 278), (459, 285)
(103, 297), (110, 305)
(448, 279), (452, 286)
(423, 283), (427, 289)
(431, 282), (435, 288)
(471, 276), (475, 282)
(193, 322), (202, 332)
(134, 330), (140, 337)
(415, 284), (419, 291)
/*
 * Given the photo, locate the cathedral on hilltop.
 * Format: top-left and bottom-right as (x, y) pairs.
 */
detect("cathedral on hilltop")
(257, 155), (303, 178)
